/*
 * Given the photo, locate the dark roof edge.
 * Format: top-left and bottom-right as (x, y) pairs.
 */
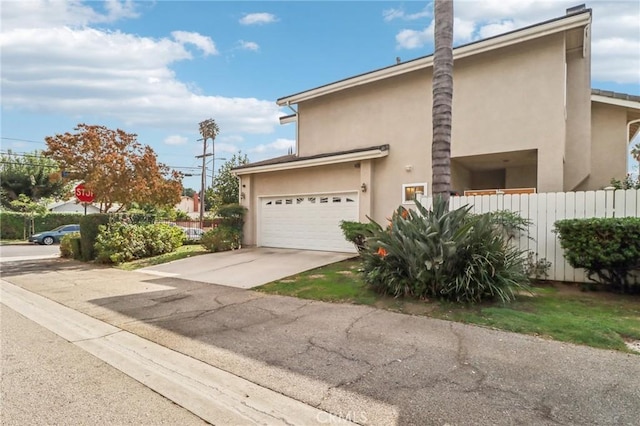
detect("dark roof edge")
(592, 88), (640, 103)
(233, 144), (390, 170)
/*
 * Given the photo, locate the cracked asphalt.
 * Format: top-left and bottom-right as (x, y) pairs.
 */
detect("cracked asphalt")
(2, 258), (639, 425)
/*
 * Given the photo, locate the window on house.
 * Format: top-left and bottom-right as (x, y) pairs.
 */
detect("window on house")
(402, 183), (427, 204)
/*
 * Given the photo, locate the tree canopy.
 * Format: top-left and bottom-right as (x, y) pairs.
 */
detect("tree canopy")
(44, 124), (182, 212)
(0, 149), (69, 210)
(209, 152), (249, 213)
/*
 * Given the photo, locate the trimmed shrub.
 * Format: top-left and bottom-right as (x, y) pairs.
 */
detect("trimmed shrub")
(201, 226), (241, 252)
(0, 211), (84, 240)
(340, 220), (376, 253)
(79, 214), (111, 261)
(554, 217), (640, 293)
(59, 231), (80, 258)
(94, 222), (184, 264)
(361, 198), (530, 304)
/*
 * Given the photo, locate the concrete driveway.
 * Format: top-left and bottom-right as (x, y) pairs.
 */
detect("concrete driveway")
(137, 247), (356, 289)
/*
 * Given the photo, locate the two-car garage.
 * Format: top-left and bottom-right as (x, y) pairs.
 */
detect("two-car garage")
(259, 192), (358, 253)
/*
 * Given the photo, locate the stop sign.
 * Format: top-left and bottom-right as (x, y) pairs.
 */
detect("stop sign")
(75, 184), (95, 203)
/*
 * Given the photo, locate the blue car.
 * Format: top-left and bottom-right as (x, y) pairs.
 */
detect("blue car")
(28, 224), (80, 245)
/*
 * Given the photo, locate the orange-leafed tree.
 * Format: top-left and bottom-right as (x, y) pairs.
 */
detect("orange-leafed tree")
(44, 124), (182, 213)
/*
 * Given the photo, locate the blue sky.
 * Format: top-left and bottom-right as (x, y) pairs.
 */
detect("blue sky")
(2, 0), (639, 191)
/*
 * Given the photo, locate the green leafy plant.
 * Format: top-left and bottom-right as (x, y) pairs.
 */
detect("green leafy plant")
(94, 222), (183, 264)
(525, 252), (552, 280)
(362, 198), (530, 304)
(340, 220), (376, 253)
(200, 226), (241, 252)
(554, 217), (640, 293)
(609, 175), (640, 190)
(59, 231), (80, 259)
(79, 213), (111, 261)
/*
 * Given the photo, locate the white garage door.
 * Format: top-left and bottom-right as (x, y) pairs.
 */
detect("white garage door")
(260, 192), (358, 253)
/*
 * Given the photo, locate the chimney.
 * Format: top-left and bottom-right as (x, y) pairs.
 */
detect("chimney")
(566, 4), (586, 15)
(193, 193), (200, 213)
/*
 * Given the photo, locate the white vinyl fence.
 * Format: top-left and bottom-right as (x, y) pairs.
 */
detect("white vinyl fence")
(422, 189), (640, 283)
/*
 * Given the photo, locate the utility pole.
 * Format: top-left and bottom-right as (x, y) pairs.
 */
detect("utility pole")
(198, 119), (220, 228)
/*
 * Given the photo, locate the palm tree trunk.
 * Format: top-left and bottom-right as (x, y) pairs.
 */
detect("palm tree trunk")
(432, 0), (454, 204)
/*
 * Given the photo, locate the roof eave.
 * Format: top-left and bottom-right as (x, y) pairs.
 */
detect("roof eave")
(233, 147), (389, 176)
(277, 11), (591, 106)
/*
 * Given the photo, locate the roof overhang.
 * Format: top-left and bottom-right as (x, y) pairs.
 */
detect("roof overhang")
(277, 11), (591, 106)
(234, 145), (389, 176)
(591, 94), (640, 110)
(279, 113), (297, 125)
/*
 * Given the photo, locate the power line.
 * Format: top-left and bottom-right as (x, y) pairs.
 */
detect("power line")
(1, 137), (45, 144)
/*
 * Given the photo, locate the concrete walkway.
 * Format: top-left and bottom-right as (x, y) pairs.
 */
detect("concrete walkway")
(1, 258), (639, 425)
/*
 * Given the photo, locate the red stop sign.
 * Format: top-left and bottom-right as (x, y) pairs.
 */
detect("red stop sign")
(75, 184), (95, 203)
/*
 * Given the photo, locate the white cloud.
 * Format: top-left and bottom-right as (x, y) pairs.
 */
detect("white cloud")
(0, 3), (281, 135)
(250, 138), (295, 154)
(164, 135), (188, 145)
(0, 0), (138, 30)
(239, 40), (260, 51)
(172, 31), (218, 56)
(478, 20), (518, 39)
(383, 6), (430, 22)
(395, 22), (434, 49)
(239, 13), (278, 25)
(219, 135), (245, 144)
(215, 143), (242, 154)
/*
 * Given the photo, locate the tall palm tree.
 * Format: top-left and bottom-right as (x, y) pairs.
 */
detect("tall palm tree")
(432, 0), (454, 204)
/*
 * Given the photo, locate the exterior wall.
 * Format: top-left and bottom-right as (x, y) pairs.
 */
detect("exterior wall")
(175, 196), (196, 213)
(506, 165), (537, 189)
(453, 34), (566, 193)
(564, 28), (592, 190)
(294, 32), (568, 224)
(575, 102), (629, 190)
(469, 170), (505, 189)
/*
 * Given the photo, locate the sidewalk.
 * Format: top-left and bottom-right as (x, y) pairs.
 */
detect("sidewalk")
(2, 258), (639, 425)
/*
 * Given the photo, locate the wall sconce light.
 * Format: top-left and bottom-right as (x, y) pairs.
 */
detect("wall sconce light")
(240, 192), (246, 200)
(405, 165), (413, 172)
(360, 183), (367, 193)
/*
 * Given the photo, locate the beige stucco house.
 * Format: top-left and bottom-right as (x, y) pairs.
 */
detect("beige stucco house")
(234, 6), (640, 252)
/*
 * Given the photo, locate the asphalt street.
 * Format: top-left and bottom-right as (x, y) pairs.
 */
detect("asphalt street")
(1, 305), (206, 425)
(0, 243), (59, 262)
(2, 256), (639, 426)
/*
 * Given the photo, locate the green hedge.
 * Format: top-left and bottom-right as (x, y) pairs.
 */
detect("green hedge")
(554, 217), (640, 293)
(0, 211), (84, 240)
(79, 214), (111, 261)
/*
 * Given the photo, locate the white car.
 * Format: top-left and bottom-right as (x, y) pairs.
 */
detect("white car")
(180, 227), (204, 241)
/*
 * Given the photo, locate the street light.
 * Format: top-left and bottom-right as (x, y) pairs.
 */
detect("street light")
(198, 119), (220, 226)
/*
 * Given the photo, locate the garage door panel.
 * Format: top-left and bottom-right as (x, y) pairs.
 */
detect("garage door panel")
(260, 193), (358, 252)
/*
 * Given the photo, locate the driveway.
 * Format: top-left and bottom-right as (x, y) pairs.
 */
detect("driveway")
(137, 247), (356, 288)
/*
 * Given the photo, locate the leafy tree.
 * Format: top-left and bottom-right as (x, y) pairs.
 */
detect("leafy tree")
(182, 187), (196, 197)
(0, 150), (69, 209)
(431, 0), (454, 203)
(209, 152), (249, 213)
(44, 124), (182, 213)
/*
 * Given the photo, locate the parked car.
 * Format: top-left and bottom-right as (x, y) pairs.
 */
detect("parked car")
(28, 224), (80, 245)
(180, 227), (204, 241)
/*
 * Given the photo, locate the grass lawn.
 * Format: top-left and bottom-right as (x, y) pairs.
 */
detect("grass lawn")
(116, 244), (208, 271)
(256, 259), (640, 353)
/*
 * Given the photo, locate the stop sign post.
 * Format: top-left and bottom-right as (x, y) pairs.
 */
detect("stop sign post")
(75, 184), (95, 214)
